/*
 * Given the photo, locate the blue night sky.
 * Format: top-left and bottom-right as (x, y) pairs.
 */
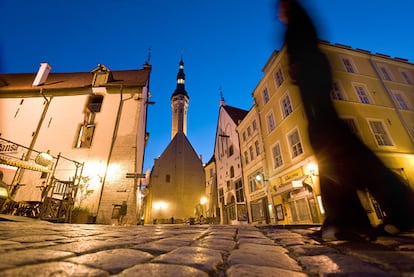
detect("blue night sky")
(1, 0), (413, 172)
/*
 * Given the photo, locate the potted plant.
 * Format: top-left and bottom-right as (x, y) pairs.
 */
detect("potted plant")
(71, 206), (90, 224)
(70, 176), (94, 224)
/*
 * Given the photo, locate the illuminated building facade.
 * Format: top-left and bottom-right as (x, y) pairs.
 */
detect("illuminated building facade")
(242, 42), (414, 225)
(214, 96), (249, 224)
(145, 59), (205, 224)
(0, 63), (151, 224)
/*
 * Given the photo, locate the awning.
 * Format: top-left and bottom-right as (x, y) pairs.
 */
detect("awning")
(274, 177), (306, 195)
(0, 157), (51, 173)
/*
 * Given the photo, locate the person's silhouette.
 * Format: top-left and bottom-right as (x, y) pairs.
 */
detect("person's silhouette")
(277, 0), (414, 240)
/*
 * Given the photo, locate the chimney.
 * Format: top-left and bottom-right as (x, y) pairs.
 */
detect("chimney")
(32, 63), (51, 86)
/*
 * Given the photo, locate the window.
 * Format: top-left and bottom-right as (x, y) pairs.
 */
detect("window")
(272, 143), (283, 168)
(252, 120), (257, 131)
(288, 129), (303, 158)
(228, 145), (234, 157)
(219, 188), (224, 204)
(393, 92), (409, 110)
(342, 118), (361, 138)
(235, 179), (244, 202)
(274, 67), (285, 87)
(244, 151), (249, 164)
(87, 94), (104, 113)
(369, 120), (393, 146)
(281, 94), (293, 118)
(331, 81), (346, 100)
(249, 146), (254, 161)
(354, 85), (371, 104)
(254, 140), (260, 156)
(230, 166), (235, 178)
(165, 174), (171, 183)
(247, 126), (252, 137)
(262, 87), (270, 104)
(266, 112), (276, 133)
(341, 57), (356, 73)
(379, 65), (393, 81)
(400, 70), (413, 85)
(242, 132), (247, 142)
(209, 168), (214, 178)
(75, 95), (103, 149)
(75, 124), (96, 148)
(248, 172), (264, 193)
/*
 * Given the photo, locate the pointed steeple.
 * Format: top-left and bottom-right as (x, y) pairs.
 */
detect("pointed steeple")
(171, 59), (189, 99)
(171, 59), (190, 139)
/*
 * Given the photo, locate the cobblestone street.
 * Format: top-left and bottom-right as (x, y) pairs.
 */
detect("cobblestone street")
(0, 215), (413, 276)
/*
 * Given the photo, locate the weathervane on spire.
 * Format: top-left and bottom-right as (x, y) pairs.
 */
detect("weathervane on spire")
(219, 86), (226, 106)
(146, 47), (152, 64)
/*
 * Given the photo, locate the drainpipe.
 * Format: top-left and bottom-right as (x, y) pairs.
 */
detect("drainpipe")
(368, 56), (414, 143)
(96, 85), (136, 221)
(11, 89), (52, 197)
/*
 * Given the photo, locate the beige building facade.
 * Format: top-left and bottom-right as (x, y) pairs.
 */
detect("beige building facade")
(214, 99), (249, 224)
(0, 63), (151, 224)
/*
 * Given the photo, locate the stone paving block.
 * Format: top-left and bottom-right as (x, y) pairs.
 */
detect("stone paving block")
(66, 248), (153, 274)
(227, 264), (307, 277)
(192, 237), (236, 252)
(348, 250), (414, 272)
(114, 263), (208, 277)
(0, 261), (109, 277)
(277, 237), (306, 247)
(298, 253), (388, 276)
(8, 234), (67, 243)
(238, 242), (289, 254)
(0, 249), (75, 266)
(237, 229), (269, 239)
(228, 244), (302, 271)
(133, 237), (195, 255)
(289, 244), (339, 256)
(152, 246), (223, 273)
(46, 239), (121, 254)
(238, 237), (277, 245)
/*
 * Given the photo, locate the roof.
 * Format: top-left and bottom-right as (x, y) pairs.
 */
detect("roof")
(223, 105), (249, 125)
(0, 66), (151, 97)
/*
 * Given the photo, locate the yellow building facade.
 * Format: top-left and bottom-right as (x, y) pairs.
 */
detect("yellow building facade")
(244, 42), (414, 226)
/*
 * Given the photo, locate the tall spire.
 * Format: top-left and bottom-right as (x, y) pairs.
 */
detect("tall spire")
(171, 58), (190, 139)
(171, 58), (189, 99)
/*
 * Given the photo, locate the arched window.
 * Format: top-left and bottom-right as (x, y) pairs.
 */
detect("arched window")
(230, 166), (234, 178)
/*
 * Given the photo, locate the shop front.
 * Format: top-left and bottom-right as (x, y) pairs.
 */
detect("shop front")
(272, 166), (323, 225)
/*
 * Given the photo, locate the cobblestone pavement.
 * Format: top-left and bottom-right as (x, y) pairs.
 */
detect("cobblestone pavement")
(0, 215), (413, 276)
